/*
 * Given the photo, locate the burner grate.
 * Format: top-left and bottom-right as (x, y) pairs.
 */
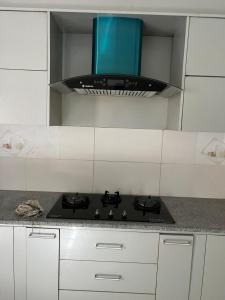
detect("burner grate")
(101, 191), (121, 207)
(62, 193), (89, 209)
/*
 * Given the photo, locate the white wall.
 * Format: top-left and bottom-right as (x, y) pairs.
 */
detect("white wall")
(0, 0), (225, 14)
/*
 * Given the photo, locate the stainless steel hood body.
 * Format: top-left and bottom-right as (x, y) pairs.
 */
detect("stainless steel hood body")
(51, 16), (181, 98)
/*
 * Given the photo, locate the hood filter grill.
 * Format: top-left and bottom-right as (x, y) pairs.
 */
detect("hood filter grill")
(75, 88), (157, 98)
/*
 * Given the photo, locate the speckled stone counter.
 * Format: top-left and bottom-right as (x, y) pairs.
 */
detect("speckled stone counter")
(0, 190), (225, 234)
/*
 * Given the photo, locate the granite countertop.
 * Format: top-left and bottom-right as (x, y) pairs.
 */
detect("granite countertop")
(0, 190), (225, 234)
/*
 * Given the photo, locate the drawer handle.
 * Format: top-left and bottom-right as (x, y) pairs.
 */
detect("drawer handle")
(28, 233), (56, 239)
(95, 274), (122, 281)
(96, 243), (124, 250)
(163, 239), (192, 246)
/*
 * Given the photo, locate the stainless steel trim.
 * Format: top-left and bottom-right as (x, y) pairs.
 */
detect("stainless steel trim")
(96, 243), (124, 250)
(95, 274), (122, 281)
(28, 232), (56, 239)
(163, 239), (192, 246)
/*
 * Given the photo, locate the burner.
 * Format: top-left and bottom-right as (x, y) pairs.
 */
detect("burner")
(102, 191), (121, 207)
(62, 193), (89, 209)
(134, 196), (161, 212)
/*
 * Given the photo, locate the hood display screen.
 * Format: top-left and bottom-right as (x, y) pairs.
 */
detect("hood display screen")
(107, 79), (124, 87)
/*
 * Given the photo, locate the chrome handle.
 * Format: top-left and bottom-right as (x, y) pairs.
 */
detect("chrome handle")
(95, 274), (122, 281)
(96, 243), (124, 250)
(163, 239), (192, 246)
(28, 232), (56, 239)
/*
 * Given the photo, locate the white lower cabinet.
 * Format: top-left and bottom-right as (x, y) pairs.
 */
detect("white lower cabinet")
(201, 235), (225, 300)
(26, 228), (59, 300)
(0, 227), (14, 300)
(156, 234), (193, 300)
(13, 227), (209, 300)
(60, 290), (155, 300)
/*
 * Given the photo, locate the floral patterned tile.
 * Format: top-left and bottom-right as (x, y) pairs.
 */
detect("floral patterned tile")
(0, 125), (59, 159)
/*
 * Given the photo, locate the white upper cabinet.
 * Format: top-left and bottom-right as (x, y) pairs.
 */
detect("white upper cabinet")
(182, 76), (225, 132)
(0, 11), (48, 70)
(186, 17), (225, 76)
(201, 235), (225, 300)
(0, 227), (14, 300)
(0, 69), (48, 125)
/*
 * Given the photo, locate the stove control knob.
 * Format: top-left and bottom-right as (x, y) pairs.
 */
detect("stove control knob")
(95, 209), (100, 218)
(108, 209), (113, 219)
(122, 210), (127, 220)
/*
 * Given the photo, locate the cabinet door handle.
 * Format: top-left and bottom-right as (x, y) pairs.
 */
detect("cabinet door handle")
(96, 243), (124, 250)
(95, 274), (122, 281)
(163, 239), (192, 246)
(28, 232), (56, 239)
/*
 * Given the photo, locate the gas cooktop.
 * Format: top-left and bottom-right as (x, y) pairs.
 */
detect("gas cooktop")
(47, 191), (174, 224)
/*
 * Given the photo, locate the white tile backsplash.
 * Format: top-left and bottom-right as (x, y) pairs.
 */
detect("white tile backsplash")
(0, 124), (225, 199)
(26, 159), (93, 192)
(94, 161), (160, 195)
(194, 165), (225, 198)
(160, 163), (225, 198)
(95, 128), (162, 162)
(24, 126), (59, 159)
(160, 164), (195, 197)
(0, 157), (26, 190)
(58, 127), (94, 160)
(162, 131), (197, 164)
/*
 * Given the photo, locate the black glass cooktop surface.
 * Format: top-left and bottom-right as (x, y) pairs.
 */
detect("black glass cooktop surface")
(47, 191), (174, 224)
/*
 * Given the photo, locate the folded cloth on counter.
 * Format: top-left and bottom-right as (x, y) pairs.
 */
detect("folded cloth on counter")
(15, 200), (43, 217)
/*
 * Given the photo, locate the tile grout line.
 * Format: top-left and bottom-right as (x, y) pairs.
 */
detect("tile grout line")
(158, 131), (165, 195)
(92, 128), (96, 193)
(24, 157), (28, 192)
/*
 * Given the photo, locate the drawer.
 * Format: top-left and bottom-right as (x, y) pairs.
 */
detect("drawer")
(60, 229), (159, 263)
(60, 260), (157, 294)
(60, 290), (155, 300)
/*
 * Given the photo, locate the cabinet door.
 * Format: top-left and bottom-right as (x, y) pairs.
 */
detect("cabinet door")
(156, 234), (193, 300)
(0, 227), (14, 300)
(14, 227), (27, 300)
(0, 69), (47, 125)
(186, 17), (225, 76)
(0, 11), (47, 70)
(201, 235), (225, 300)
(182, 76), (225, 132)
(27, 228), (59, 300)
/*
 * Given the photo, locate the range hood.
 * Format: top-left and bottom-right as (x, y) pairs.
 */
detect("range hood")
(51, 16), (181, 98)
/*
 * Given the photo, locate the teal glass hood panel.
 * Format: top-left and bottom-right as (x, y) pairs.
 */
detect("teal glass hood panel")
(92, 16), (143, 76)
